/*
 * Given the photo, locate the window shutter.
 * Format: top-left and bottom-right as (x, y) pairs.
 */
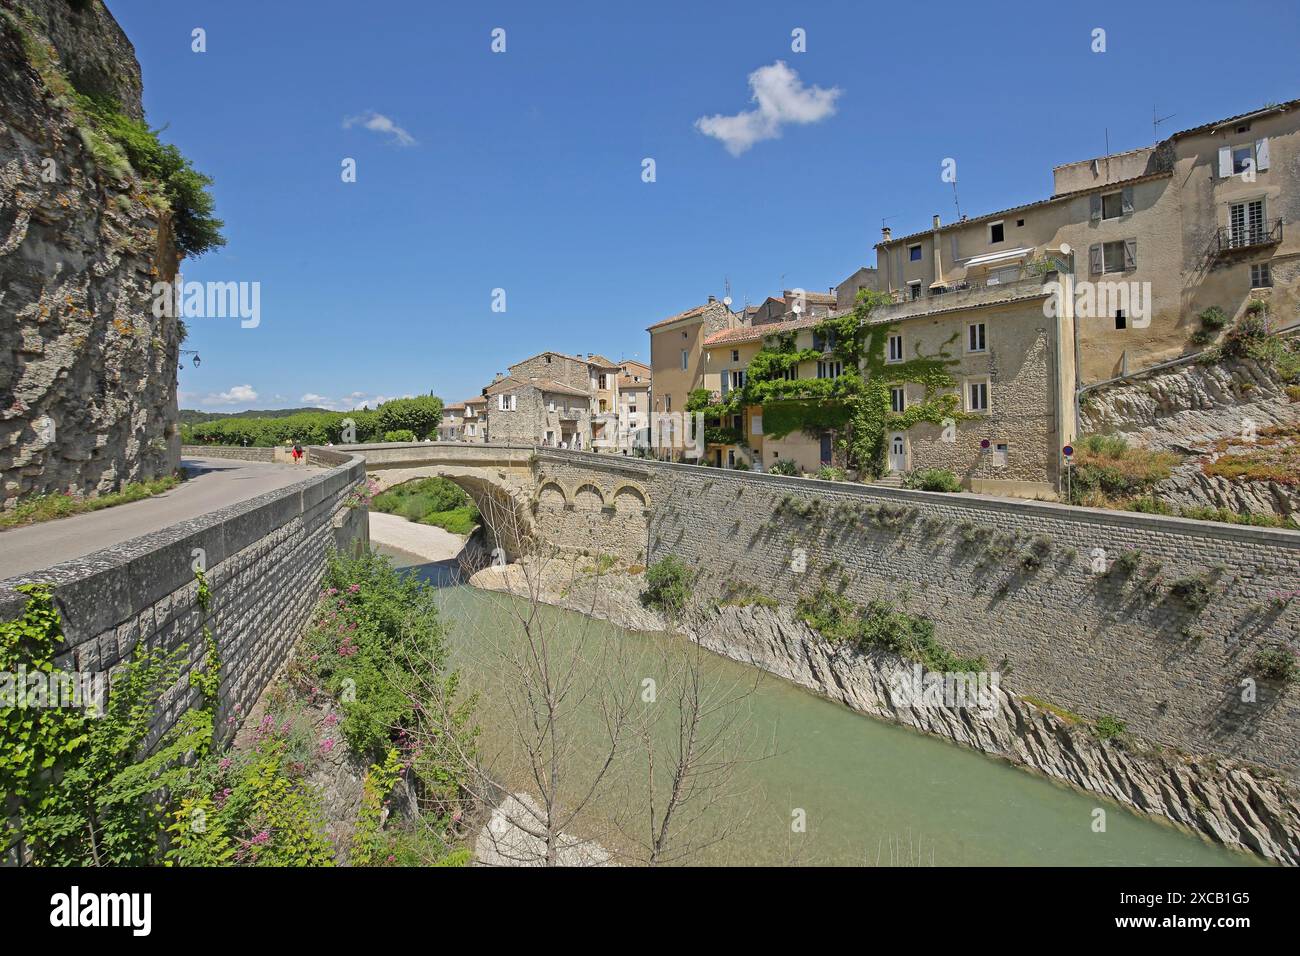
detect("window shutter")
(1218, 146), (1232, 178)
(1123, 238), (1137, 270)
(510, 394), (517, 411)
(1121, 186), (1134, 215)
(1256, 138), (1270, 171)
(1089, 243), (1102, 275)
(1089, 194), (1102, 222)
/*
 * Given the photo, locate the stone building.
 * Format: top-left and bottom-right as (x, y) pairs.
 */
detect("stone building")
(616, 359), (651, 440)
(646, 298), (738, 459)
(461, 397), (487, 442)
(874, 98), (1300, 385)
(436, 402), (466, 441)
(483, 376), (592, 449)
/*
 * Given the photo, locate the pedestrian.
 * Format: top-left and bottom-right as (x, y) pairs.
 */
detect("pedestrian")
(292, 440), (304, 464)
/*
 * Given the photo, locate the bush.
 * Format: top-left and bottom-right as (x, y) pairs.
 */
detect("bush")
(1069, 433), (1179, 505)
(1198, 306), (1228, 330)
(377, 396), (443, 440)
(816, 466), (845, 482)
(373, 478), (478, 532)
(1251, 646), (1298, 683)
(1093, 715), (1127, 741)
(382, 429), (416, 443)
(1221, 312), (1269, 358)
(904, 468), (961, 492)
(769, 458), (799, 476)
(640, 556), (694, 616)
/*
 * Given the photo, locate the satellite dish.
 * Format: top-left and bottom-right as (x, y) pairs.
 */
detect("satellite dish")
(792, 303), (803, 315)
(1058, 242), (1072, 256)
(722, 296), (732, 306)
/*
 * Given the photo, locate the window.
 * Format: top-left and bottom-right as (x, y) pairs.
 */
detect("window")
(1115, 310), (1127, 330)
(993, 443), (1008, 468)
(967, 322), (986, 353)
(731, 414), (742, 430)
(887, 334), (904, 363)
(680, 349), (689, 370)
(628, 403), (637, 415)
(778, 364), (798, 381)
(547, 400), (555, 412)
(729, 370), (747, 389)
(908, 243), (922, 262)
(731, 349), (740, 362)
(598, 373), (608, 389)
(510, 394), (517, 411)
(1251, 263), (1272, 288)
(816, 360), (843, 379)
(966, 378), (989, 413)
(989, 221), (1005, 244)
(1101, 192), (1123, 220)
(1229, 200), (1266, 246)
(890, 387), (905, 413)
(544, 430), (555, 445)
(812, 329), (837, 352)
(1233, 145), (1254, 175)
(1102, 240), (1128, 273)
(1016, 218), (1025, 227)
(908, 281), (922, 300)
(752, 414), (763, 435)
(545, 355), (552, 364)
(497, 394), (506, 411)
(1220, 140), (1270, 178)
(665, 395), (672, 412)
(727, 449), (736, 467)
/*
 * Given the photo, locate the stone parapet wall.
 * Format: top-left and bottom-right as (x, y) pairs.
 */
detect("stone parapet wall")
(533, 448), (1300, 781)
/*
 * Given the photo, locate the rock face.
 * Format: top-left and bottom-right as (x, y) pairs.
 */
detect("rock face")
(1081, 353), (1298, 449)
(0, 0), (181, 506)
(472, 562), (1300, 866)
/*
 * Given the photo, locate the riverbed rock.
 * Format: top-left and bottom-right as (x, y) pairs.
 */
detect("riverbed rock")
(474, 792), (612, 867)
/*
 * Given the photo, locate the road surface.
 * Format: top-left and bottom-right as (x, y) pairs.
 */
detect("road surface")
(0, 457), (313, 581)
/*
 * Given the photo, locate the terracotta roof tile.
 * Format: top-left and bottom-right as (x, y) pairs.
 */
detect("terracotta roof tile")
(702, 315), (823, 348)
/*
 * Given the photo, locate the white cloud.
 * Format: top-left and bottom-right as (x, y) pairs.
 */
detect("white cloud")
(203, 385), (258, 405)
(695, 60), (841, 156)
(299, 391), (413, 411)
(343, 111), (416, 146)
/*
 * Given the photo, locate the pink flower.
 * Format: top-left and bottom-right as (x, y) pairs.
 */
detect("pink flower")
(319, 738), (336, 754)
(252, 830), (270, 845)
(219, 758), (232, 771)
(348, 583), (361, 593)
(324, 713), (339, 726)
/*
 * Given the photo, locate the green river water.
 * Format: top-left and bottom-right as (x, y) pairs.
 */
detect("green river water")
(376, 544), (1259, 867)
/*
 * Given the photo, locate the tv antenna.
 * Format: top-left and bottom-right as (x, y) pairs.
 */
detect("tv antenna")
(1153, 105), (1176, 140)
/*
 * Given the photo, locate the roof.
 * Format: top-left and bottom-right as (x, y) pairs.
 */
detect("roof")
(464, 395), (487, 405)
(586, 353), (618, 367)
(878, 169), (1172, 248)
(1167, 97), (1298, 141)
(484, 376), (590, 398)
(618, 373), (650, 388)
(646, 302), (715, 332)
(785, 290), (836, 304)
(442, 402), (466, 411)
(619, 359), (650, 373)
(702, 315), (823, 348)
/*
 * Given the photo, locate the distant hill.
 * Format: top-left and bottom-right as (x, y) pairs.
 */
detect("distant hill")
(179, 407), (331, 426)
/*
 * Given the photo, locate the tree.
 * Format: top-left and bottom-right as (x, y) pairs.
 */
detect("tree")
(378, 396), (443, 440)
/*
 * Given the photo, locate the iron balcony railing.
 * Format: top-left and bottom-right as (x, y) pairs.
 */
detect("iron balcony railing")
(1216, 218), (1283, 254)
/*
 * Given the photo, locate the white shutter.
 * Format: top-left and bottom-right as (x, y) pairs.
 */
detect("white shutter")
(752, 415), (762, 436)
(497, 394), (505, 411)
(1218, 146), (1233, 178)
(1256, 138), (1270, 171)
(510, 394), (517, 411)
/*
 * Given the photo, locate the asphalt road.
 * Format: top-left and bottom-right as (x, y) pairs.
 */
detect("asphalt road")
(0, 457), (312, 581)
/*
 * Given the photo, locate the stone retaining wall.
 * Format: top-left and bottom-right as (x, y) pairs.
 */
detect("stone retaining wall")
(533, 449), (1300, 782)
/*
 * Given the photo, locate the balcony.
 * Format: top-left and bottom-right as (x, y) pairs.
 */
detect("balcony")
(878, 261), (1065, 321)
(558, 410), (581, 421)
(1215, 219), (1283, 255)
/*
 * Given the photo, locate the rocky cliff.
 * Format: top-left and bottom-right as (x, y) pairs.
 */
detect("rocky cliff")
(0, 0), (181, 506)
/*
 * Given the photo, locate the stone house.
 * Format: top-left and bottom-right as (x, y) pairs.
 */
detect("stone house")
(874, 98), (1300, 385)
(461, 397), (487, 442)
(646, 297), (738, 458)
(483, 376), (593, 449)
(616, 360), (651, 441)
(437, 402), (466, 441)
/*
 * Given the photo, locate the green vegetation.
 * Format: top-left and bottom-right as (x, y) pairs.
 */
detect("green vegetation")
(1250, 646), (1298, 684)
(0, 474), (180, 530)
(640, 555), (694, 616)
(718, 579), (780, 610)
(74, 93), (224, 257)
(382, 429), (417, 443)
(1169, 574), (1214, 615)
(1093, 715), (1128, 742)
(693, 290), (963, 476)
(769, 458), (799, 476)
(903, 468), (962, 492)
(1189, 306), (1227, 347)
(1068, 433), (1179, 507)
(1202, 423), (1300, 487)
(1020, 695), (1083, 725)
(816, 466), (846, 482)
(184, 395), (443, 446)
(372, 477), (479, 534)
(1178, 506), (1298, 530)
(795, 586), (985, 672)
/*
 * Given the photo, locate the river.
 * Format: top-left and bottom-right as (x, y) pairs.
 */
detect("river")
(374, 542), (1259, 866)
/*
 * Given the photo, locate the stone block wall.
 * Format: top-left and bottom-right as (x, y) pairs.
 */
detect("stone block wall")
(0, 452), (368, 757)
(534, 449), (1300, 781)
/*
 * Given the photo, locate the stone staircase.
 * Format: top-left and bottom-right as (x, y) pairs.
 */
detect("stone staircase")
(872, 473), (905, 489)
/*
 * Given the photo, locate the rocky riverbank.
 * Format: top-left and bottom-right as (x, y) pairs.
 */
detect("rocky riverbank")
(470, 560), (1300, 866)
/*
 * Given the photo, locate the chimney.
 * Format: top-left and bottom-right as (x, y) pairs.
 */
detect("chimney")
(707, 294), (716, 303)
(932, 214), (941, 229)
(882, 226), (892, 242)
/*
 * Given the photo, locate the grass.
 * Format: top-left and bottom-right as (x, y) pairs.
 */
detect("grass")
(903, 468), (962, 492)
(1201, 424), (1300, 486)
(1020, 695), (1083, 725)
(1069, 433), (1180, 507)
(372, 477), (479, 534)
(0, 475), (180, 530)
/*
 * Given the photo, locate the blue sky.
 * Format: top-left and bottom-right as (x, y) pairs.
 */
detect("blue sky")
(106, 0), (1300, 412)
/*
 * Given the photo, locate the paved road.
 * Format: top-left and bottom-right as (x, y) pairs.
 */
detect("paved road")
(0, 457), (313, 581)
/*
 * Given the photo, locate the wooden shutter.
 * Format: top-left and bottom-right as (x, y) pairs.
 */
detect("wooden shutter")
(1089, 243), (1103, 275)
(1089, 194), (1102, 222)
(1256, 138), (1270, 171)
(1218, 146), (1233, 178)
(1121, 186), (1134, 215)
(1123, 238), (1137, 270)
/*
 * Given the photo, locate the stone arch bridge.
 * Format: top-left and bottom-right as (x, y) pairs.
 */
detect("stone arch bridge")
(347, 442), (654, 562)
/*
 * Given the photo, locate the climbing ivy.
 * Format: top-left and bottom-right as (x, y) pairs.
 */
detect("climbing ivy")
(696, 290), (965, 476)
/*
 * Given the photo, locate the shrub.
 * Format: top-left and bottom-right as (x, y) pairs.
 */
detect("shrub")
(640, 556), (694, 616)
(1251, 646), (1298, 683)
(732, 459), (751, 471)
(1069, 433), (1179, 505)
(1111, 549), (1142, 577)
(1198, 306), (1228, 330)
(1093, 715), (1127, 741)
(419, 505), (479, 534)
(769, 458), (799, 476)
(1169, 574), (1213, 614)
(904, 468), (962, 492)
(377, 396), (443, 440)
(1221, 312), (1269, 358)
(816, 466), (846, 482)
(382, 429), (416, 443)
